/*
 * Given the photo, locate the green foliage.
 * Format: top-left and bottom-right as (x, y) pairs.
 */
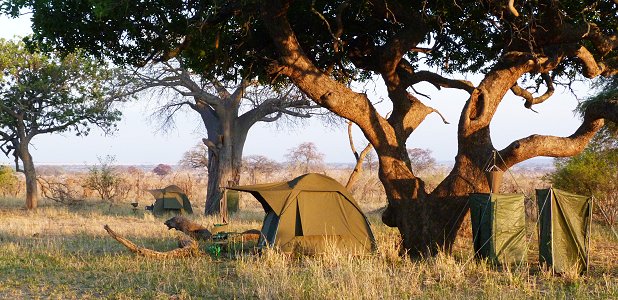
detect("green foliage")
(0, 164), (17, 196)
(549, 126), (618, 224)
(0, 38), (124, 142)
(5, 1), (617, 83)
(84, 156), (124, 202)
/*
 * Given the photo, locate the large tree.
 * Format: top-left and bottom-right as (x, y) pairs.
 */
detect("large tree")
(8, 0), (618, 256)
(133, 61), (322, 214)
(0, 39), (125, 209)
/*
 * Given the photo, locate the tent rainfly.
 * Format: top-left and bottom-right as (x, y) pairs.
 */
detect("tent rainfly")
(536, 188), (593, 274)
(147, 185), (193, 216)
(469, 193), (526, 265)
(227, 173), (376, 254)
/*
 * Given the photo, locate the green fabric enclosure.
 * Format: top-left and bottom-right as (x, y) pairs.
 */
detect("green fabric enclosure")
(536, 188), (592, 274)
(228, 173), (376, 255)
(148, 185), (193, 216)
(225, 189), (239, 213)
(469, 193), (526, 265)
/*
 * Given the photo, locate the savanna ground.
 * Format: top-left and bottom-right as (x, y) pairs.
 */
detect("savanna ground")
(0, 167), (617, 299)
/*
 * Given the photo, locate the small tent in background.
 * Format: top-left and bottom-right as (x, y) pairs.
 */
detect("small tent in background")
(469, 193), (526, 265)
(228, 173), (376, 255)
(147, 185), (193, 216)
(536, 188), (592, 274)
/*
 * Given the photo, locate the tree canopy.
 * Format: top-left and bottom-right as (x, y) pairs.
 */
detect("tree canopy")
(5, 1), (617, 83)
(0, 39), (123, 144)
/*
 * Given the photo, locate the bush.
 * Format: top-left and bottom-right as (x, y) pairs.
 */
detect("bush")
(0, 165), (18, 197)
(548, 126), (618, 225)
(84, 156), (129, 203)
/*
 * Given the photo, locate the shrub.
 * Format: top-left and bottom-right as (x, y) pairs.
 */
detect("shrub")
(0, 165), (18, 197)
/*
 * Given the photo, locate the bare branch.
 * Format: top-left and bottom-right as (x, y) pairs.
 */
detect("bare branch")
(345, 120), (374, 189)
(260, 111), (283, 122)
(347, 121), (359, 161)
(400, 69), (476, 94)
(508, 0), (519, 17)
(104, 225), (200, 258)
(510, 72), (555, 108)
(428, 106), (450, 124)
(275, 106), (312, 118)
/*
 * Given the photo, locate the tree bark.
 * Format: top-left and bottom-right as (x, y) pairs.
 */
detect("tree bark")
(204, 110), (246, 215)
(18, 142), (38, 210)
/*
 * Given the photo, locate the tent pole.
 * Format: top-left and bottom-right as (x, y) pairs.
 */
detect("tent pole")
(587, 196), (594, 274)
(220, 188), (228, 224)
(550, 188), (555, 273)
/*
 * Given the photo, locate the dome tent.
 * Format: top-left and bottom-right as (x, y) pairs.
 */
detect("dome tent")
(147, 185), (193, 216)
(228, 173), (376, 254)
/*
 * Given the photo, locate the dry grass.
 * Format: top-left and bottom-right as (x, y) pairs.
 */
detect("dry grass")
(0, 167), (617, 299)
(1, 195), (617, 299)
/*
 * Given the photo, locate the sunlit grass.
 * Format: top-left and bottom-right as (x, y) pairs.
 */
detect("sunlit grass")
(0, 197), (617, 299)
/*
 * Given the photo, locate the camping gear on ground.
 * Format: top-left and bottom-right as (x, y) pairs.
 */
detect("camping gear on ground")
(469, 193), (526, 265)
(228, 173), (376, 255)
(536, 188), (593, 274)
(147, 185), (193, 216)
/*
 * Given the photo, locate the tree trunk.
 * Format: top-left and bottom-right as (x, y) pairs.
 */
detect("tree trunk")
(204, 115), (247, 215)
(380, 68), (521, 257)
(19, 144), (38, 210)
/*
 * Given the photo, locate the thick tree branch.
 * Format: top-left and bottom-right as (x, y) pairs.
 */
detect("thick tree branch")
(403, 70), (476, 94)
(498, 98), (618, 168)
(576, 46), (610, 78)
(230, 79), (250, 108)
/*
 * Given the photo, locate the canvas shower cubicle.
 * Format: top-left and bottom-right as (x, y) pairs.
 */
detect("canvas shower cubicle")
(468, 188), (593, 273)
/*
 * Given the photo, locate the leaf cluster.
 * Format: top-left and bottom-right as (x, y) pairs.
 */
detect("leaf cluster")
(8, 0), (617, 84)
(0, 39), (124, 142)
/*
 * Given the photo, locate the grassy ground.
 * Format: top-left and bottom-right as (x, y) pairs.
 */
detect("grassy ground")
(1, 197), (617, 299)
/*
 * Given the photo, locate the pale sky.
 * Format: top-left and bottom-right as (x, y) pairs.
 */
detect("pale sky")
(0, 14), (588, 166)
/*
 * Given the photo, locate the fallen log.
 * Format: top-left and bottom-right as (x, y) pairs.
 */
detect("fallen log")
(103, 225), (201, 258)
(104, 216), (263, 258)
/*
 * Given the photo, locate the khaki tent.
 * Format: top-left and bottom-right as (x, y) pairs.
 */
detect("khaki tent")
(469, 193), (526, 265)
(147, 185), (193, 216)
(537, 188), (592, 274)
(228, 173), (376, 254)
